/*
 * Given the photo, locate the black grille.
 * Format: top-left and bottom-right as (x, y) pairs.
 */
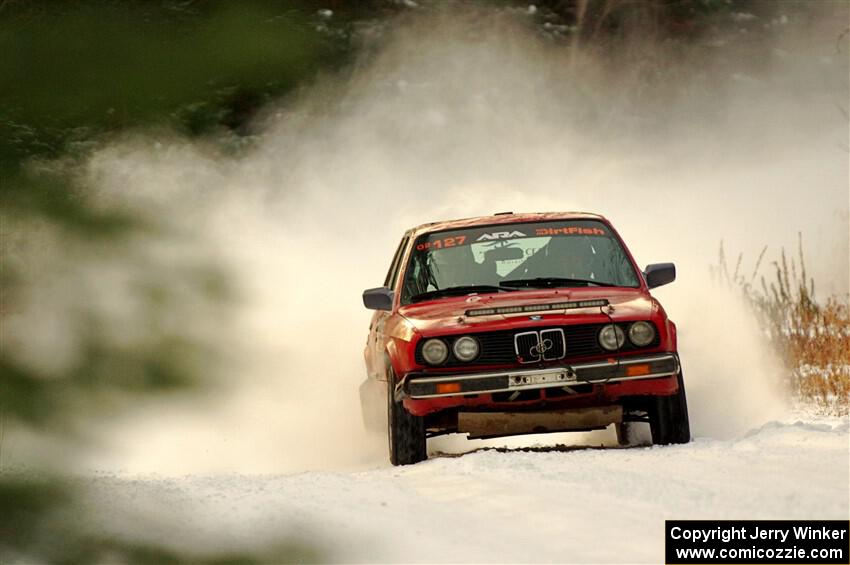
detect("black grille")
(540, 328), (566, 360)
(514, 329), (566, 363)
(515, 332), (541, 363)
(414, 323), (660, 368)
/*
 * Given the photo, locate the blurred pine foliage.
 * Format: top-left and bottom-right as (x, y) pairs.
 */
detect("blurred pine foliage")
(0, 1), (348, 561)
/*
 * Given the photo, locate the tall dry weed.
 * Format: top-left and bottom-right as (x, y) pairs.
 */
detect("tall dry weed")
(712, 234), (849, 415)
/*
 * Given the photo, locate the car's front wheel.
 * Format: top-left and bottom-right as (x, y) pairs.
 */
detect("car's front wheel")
(649, 372), (691, 445)
(615, 420), (652, 447)
(387, 368), (426, 465)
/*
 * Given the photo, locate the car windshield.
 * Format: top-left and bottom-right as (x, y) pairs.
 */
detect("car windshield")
(401, 220), (640, 304)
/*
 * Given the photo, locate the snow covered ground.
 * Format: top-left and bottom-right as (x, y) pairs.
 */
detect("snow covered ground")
(77, 409), (848, 563)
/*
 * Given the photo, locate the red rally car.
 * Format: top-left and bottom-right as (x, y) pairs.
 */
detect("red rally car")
(361, 212), (690, 465)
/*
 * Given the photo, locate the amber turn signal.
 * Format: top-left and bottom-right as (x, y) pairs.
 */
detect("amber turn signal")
(436, 382), (462, 394)
(625, 364), (651, 377)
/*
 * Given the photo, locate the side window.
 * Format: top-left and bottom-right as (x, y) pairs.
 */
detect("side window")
(383, 236), (409, 288)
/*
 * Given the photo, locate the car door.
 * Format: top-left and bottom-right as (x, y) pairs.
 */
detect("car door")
(365, 235), (409, 380)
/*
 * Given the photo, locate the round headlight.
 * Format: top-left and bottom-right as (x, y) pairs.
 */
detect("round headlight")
(598, 324), (625, 351)
(421, 338), (448, 365)
(452, 336), (480, 362)
(628, 321), (656, 347)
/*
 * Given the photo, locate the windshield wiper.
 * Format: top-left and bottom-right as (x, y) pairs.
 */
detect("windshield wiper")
(409, 285), (517, 303)
(500, 277), (617, 289)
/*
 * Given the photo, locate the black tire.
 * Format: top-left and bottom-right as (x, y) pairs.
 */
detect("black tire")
(387, 369), (426, 465)
(649, 372), (691, 445)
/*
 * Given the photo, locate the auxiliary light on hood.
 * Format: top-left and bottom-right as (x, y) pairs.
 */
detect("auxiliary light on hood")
(464, 299), (610, 317)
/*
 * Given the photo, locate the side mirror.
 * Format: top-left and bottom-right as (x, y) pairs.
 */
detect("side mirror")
(363, 287), (394, 311)
(644, 263), (676, 289)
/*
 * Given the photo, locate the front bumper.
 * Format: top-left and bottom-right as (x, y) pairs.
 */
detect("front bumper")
(402, 353), (680, 399)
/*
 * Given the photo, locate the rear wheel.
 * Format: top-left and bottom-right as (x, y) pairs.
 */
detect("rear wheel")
(387, 369), (426, 465)
(649, 372), (691, 445)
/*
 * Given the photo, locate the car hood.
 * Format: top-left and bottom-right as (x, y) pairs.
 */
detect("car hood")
(398, 287), (655, 334)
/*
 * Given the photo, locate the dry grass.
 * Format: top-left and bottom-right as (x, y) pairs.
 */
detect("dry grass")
(712, 234), (849, 415)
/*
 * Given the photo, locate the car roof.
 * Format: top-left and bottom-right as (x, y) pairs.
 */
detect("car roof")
(408, 211), (607, 237)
